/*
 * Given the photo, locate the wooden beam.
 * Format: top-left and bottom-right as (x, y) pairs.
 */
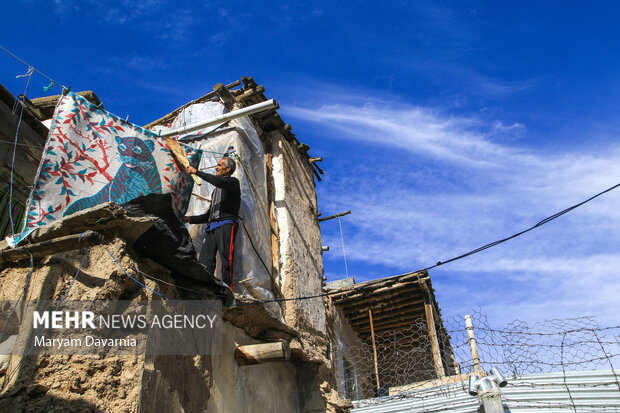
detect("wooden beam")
(317, 210), (351, 222)
(355, 315), (425, 335)
(330, 272), (428, 296)
(0, 231), (103, 264)
(336, 286), (423, 311)
(241, 76), (258, 88)
(348, 302), (425, 322)
(332, 278), (427, 302)
(369, 309), (381, 390)
(423, 287), (445, 378)
(19, 95), (44, 120)
(30, 90), (103, 119)
(0, 83), (48, 139)
(234, 85), (266, 103)
(143, 80), (242, 129)
(213, 82), (236, 106)
(234, 341), (291, 366)
(344, 298), (425, 322)
(335, 284), (423, 305)
(348, 305), (426, 327)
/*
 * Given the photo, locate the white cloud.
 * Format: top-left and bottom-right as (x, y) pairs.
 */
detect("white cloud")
(158, 9), (197, 41)
(288, 92), (620, 325)
(492, 120), (524, 132)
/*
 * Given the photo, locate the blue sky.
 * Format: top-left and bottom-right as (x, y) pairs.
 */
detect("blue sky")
(3, 1), (620, 326)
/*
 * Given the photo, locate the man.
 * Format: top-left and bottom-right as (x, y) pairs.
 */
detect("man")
(183, 157), (241, 289)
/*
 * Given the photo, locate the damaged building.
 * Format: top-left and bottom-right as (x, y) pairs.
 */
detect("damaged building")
(0, 77), (454, 412)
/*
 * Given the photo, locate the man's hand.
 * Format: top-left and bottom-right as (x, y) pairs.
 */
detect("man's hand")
(186, 166), (197, 175)
(181, 216), (191, 222)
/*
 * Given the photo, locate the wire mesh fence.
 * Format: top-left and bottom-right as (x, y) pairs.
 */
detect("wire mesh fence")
(339, 309), (620, 411)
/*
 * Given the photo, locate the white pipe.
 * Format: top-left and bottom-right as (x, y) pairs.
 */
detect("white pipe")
(159, 99), (278, 138)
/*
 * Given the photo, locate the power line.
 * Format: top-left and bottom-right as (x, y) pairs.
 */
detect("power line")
(239, 178), (620, 305)
(4, 177), (617, 312)
(0, 44), (67, 90)
(97, 178), (620, 307)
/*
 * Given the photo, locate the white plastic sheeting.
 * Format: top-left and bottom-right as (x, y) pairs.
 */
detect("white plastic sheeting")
(155, 105), (282, 319)
(171, 101), (228, 139)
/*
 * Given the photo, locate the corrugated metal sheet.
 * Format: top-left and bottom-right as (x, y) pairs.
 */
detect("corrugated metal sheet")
(351, 370), (620, 413)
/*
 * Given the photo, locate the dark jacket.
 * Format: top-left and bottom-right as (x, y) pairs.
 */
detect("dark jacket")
(187, 171), (240, 224)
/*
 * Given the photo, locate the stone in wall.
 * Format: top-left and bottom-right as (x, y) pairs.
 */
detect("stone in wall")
(0, 203), (345, 412)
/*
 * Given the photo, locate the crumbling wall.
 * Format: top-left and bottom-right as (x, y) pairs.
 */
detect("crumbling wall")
(0, 239), (150, 412)
(269, 131), (351, 412)
(207, 322), (300, 412)
(0, 85), (352, 411)
(0, 226), (334, 412)
(270, 131), (326, 335)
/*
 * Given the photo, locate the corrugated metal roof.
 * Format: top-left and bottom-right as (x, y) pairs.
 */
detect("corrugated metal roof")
(351, 369), (620, 413)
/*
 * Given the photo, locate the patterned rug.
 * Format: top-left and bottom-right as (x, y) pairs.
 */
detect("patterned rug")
(13, 91), (200, 244)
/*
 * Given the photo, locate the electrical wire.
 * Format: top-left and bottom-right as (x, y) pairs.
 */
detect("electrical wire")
(8, 67), (34, 238)
(97, 179), (620, 308)
(4, 159), (616, 313)
(0, 139), (44, 148)
(237, 179), (620, 305)
(1, 44), (616, 308)
(0, 44), (67, 90)
(105, 247), (231, 304)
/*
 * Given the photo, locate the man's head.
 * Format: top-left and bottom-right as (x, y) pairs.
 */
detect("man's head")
(215, 157), (236, 177)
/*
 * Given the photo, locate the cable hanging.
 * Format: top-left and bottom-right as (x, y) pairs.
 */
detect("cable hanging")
(0, 44), (68, 90)
(237, 178), (620, 305)
(2, 42), (617, 309)
(3, 173), (617, 314)
(7, 66), (34, 238)
(94, 178), (620, 307)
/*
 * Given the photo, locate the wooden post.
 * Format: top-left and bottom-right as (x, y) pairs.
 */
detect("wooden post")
(0, 231), (103, 264)
(368, 308), (381, 390)
(213, 82), (236, 107)
(234, 341), (291, 366)
(318, 210), (352, 222)
(423, 290), (445, 378)
(465, 315), (483, 377)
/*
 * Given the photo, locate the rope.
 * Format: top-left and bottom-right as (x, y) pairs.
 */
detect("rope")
(7, 67), (34, 237)
(239, 178), (620, 305)
(105, 247), (230, 304)
(0, 45), (67, 89)
(0, 139), (44, 148)
(240, 218), (273, 278)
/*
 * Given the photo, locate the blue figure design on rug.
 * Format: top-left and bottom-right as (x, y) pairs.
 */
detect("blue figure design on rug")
(64, 136), (162, 216)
